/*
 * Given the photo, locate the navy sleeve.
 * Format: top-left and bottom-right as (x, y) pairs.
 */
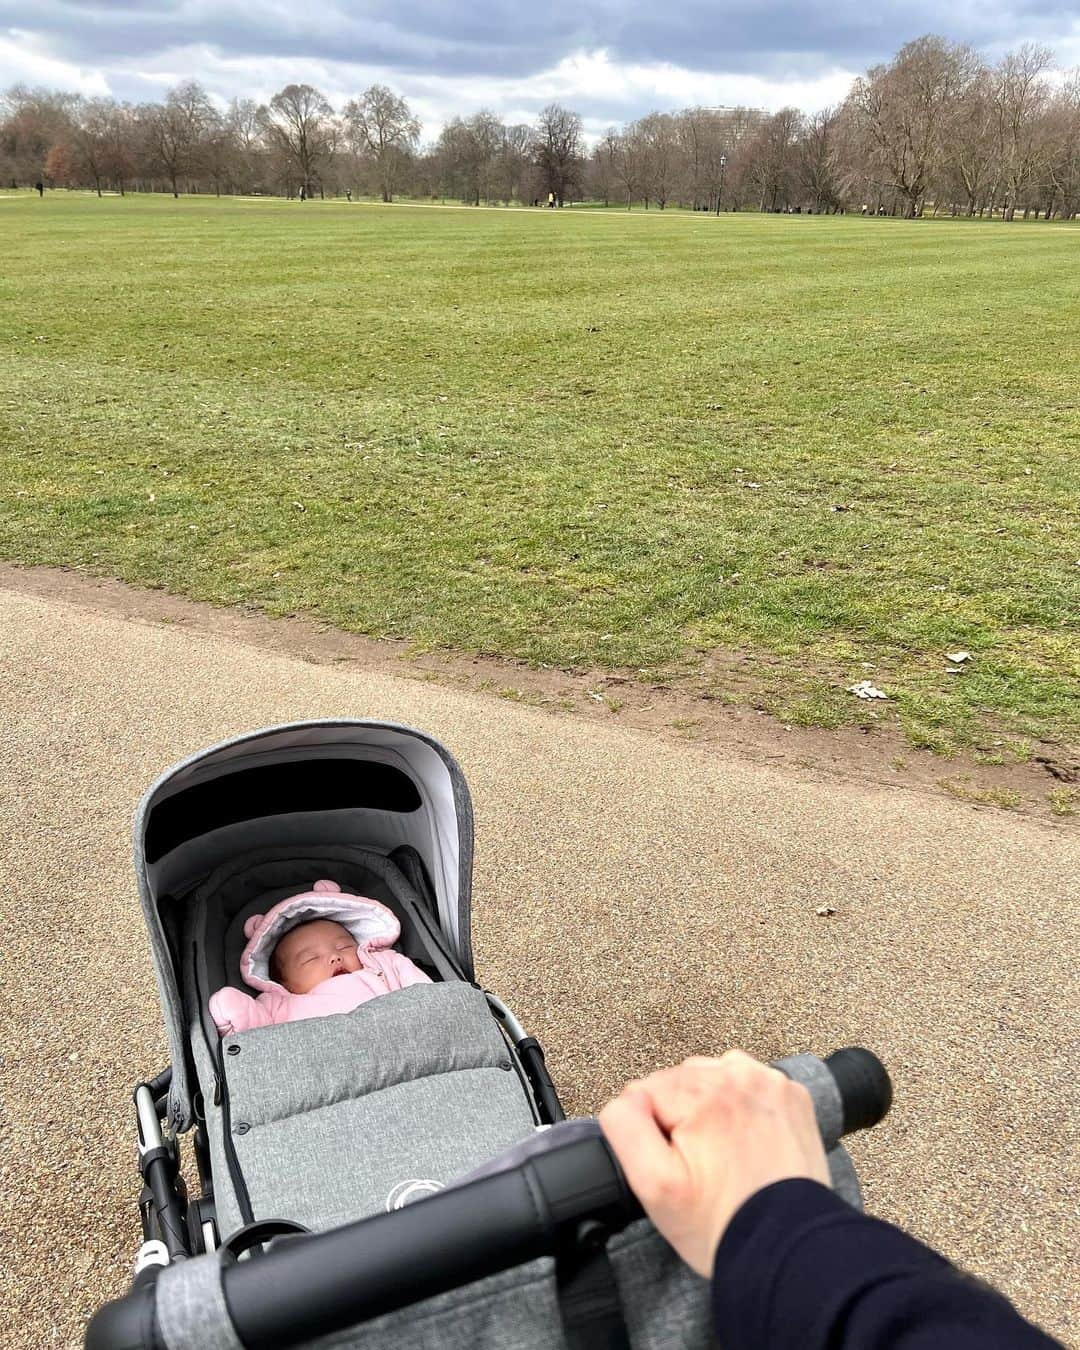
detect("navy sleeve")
(711, 1179), (1061, 1350)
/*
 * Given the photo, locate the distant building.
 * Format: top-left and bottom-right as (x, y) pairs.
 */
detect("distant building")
(699, 107), (768, 142)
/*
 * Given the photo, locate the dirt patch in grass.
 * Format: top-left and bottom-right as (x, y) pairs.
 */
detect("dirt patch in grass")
(4, 562), (1073, 824)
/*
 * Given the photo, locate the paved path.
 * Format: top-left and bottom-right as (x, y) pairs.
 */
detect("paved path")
(2, 582), (1077, 1347)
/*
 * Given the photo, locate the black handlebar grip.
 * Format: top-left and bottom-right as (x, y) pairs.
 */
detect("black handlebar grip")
(824, 1048), (893, 1135)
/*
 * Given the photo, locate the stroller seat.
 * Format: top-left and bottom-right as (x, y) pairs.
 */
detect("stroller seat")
(183, 845), (539, 1240)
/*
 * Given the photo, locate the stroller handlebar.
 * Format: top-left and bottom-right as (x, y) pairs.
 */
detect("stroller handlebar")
(85, 1047), (891, 1350)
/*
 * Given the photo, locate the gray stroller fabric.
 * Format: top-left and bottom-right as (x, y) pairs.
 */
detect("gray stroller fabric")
(155, 1220), (712, 1350)
(202, 982), (538, 1237)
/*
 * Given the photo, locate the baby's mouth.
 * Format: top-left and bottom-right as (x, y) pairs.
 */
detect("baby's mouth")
(331, 968), (348, 977)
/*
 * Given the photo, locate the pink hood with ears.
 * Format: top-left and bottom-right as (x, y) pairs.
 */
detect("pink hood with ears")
(239, 879), (402, 994)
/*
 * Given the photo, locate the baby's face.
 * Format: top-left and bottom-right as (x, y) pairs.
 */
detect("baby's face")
(273, 919), (360, 994)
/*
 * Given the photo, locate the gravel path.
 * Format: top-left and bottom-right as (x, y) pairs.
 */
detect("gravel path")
(2, 584), (1077, 1347)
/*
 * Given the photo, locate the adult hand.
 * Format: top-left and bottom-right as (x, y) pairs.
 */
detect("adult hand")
(598, 1050), (830, 1278)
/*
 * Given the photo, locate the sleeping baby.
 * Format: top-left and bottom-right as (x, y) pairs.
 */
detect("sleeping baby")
(209, 878), (431, 1036)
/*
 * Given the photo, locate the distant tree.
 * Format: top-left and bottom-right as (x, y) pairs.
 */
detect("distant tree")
(533, 104), (583, 204)
(433, 112), (507, 204)
(744, 107), (801, 211)
(944, 63), (997, 215)
(498, 123), (534, 204)
(848, 36), (980, 217)
(146, 80), (215, 197)
(675, 108), (713, 209)
(636, 112), (678, 208)
(343, 85), (419, 202)
(261, 83), (336, 198)
(70, 97), (121, 196)
(799, 107), (847, 212)
(225, 98), (263, 191)
(103, 102), (138, 194)
(607, 128), (643, 208)
(701, 108), (762, 211)
(466, 111), (505, 203)
(43, 140), (76, 186)
(1044, 73), (1080, 218)
(201, 107), (237, 196)
(0, 86), (78, 186)
(588, 135), (617, 206)
(992, 44), (1054, 219)
(432, 117), (471, 201)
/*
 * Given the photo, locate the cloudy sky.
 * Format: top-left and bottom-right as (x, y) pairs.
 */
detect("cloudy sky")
(3, 2), (1078, 138)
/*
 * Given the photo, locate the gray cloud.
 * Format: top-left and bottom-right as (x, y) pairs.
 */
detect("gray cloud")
(3, 0), (1077, 136)
(6, 0), (1078, 81)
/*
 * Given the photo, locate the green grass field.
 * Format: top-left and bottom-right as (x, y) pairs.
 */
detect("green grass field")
(2, 193), (1077, 754)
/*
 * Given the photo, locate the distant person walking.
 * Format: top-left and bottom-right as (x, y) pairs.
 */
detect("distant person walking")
(299, 184), (307, 202)
(547, 191), (555, 208)
(35, 180), (43, 197)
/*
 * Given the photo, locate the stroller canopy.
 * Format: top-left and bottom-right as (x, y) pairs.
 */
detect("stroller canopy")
(137, 720), (474, 961)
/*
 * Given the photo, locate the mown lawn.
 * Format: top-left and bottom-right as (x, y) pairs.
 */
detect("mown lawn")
(1, 193), (1077, 753)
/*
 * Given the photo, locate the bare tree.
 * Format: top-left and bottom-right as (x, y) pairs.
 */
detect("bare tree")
(1044, 73), (1080, 219)
(606, 129), (642, 208)
(200, 106), (235, 196)
(945, 64), (997, 215)
(992, 44), (1054, 219)
(799, 107), (848, 211)
(849, 36), (979, 217)
(676, 108), (716, 209)
(261, 83), (336, 198)
(145, 80), (215, 197)
(70, 96), (111, 196)
(745, 107), (801, 211)
(0, 86), (78, 186)
(636, 112), (678, 208)
(226, 98), (263, 192)
(498, 123), (534, 204)
(342, 85), (419, 202)
(467, 111), (505, 203)
(433, 113), (504, 204)
(588, 135), (617, 206)
(433, 117), (471, 201)
(533, 104), (583, 205)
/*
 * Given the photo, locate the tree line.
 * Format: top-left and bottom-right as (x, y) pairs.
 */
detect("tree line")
(3, 36), (1078, 219)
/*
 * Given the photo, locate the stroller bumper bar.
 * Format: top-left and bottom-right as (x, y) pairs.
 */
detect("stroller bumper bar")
(85, 1048), (891, 1350)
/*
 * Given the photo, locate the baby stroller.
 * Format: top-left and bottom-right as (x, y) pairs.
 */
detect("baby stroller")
(86, 719), (892, 1349)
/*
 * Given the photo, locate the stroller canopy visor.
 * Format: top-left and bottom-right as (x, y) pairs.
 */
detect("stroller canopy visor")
(137, 721), (474, 959)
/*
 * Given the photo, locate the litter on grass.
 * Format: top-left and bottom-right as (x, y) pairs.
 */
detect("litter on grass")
(846, 680), (888, 700)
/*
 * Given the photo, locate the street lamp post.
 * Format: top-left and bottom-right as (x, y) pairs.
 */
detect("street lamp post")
(715, 154), (727, 216)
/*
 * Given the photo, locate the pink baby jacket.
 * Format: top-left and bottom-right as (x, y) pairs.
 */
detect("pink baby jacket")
(209, 879), (431, 1036)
